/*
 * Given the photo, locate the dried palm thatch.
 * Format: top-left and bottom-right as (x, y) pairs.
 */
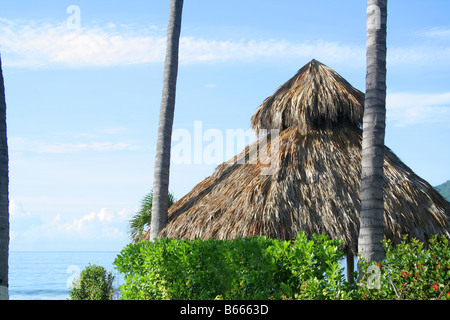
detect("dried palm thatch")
(145, 59), (450, 255)
(251, 59), (365, 132)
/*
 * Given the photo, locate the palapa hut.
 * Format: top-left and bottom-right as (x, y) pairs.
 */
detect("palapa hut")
(146, 59), (450, 274)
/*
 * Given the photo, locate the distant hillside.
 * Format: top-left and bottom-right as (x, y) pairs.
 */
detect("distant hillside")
(435, 180), (450, 202)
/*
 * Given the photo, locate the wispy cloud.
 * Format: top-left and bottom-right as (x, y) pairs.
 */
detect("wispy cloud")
(179, 37), (365, 66)
(0, 18), (164, 68)
(9, 137), (142, 153)
(386, 26), (450, 67)
(418, 26), (450, 40)
(387, 92), (450, 127)
(388, 45), (450, 68)
(9, 199), (133, 250)
(3, 17), (449, 70)
(0, 18), (364, 68)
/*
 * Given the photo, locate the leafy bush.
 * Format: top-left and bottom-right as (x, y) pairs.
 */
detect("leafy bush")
(113, 232), (352, 300)
(268, 232), (354, 299)
(69, 264), (115, 300)
(114, 233), (449, 300)
(357, 235), (450, 300)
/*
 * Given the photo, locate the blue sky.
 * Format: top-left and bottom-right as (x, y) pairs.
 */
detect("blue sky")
(1, 0), (449, 251)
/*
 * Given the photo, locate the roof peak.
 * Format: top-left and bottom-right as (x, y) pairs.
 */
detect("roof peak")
(251, 60), (364, 132)
(308, 58), (321, 64)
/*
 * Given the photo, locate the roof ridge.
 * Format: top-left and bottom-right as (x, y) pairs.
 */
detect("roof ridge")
(251, 59), (365, 133)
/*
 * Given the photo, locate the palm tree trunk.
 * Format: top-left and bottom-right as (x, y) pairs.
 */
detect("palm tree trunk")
(149, 0), (183, 241)
(358, 0), (388, 265)
(346, 253), (354, 284)
(0, 53), (9, 300)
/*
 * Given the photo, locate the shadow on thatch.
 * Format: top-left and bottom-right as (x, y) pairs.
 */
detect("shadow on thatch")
(145, 59), (450, 256)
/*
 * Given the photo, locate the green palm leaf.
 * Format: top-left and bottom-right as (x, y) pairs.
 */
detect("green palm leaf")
(129, 190), (176, 242)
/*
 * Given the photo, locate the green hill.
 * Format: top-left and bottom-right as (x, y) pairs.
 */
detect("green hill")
(435, 180), (450, 202)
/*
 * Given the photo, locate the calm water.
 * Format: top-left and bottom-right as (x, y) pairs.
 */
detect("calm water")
(9, 251), (122, 300)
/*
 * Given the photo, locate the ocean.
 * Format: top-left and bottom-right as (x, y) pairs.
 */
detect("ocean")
(9, 251), (123, 300)
(8, 251), (357, 300)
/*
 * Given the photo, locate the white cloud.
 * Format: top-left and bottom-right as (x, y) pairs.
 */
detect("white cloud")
(55, 208), (129, 235)
(1, 17), (450, 69)
(0, 18), (365, 68)
(58, 208), (130, 235)
(97, 208), (115, 223)
(388, 45), (450, 67)
(3, 17), (450, 70)
(9, 198), (30, 218)
(387, 92), (450, 126)
(179, 37), (365, 66)
(58, 211), (96, 233)
(9, 201), (134, 250)
(418, 27), (450, 40)
(9, 137), (141, 153)
(0, 18), (163, 68)
(10, 207), (132, 250)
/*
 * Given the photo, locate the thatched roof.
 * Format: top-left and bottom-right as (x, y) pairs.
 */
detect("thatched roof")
(251, 59), (365, 132)
(147, 59), (450, 255)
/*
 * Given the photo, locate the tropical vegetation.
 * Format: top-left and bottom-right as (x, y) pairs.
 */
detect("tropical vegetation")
(69, 264), (115, 300)
(114, 232), (354, 300)
(112, 232), (449, 300)
(128, 190), (176, 243)
(358, 235), (450, 300)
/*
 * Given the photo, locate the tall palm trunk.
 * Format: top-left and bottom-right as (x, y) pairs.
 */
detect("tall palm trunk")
(0, 53), (9, 300)
(149, 0), (183, 241)
(358, 0), (388, 265)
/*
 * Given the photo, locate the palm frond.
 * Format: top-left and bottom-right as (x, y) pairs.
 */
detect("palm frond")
(129, 190), (176, 243)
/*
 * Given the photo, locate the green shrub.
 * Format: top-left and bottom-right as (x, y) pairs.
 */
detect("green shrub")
(268, 232), (354, 299)
(357, 235), (450, 300)
(69, 264), (115, 300)
(113, 232), (352, 300)
(114, 232), (449, 300)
